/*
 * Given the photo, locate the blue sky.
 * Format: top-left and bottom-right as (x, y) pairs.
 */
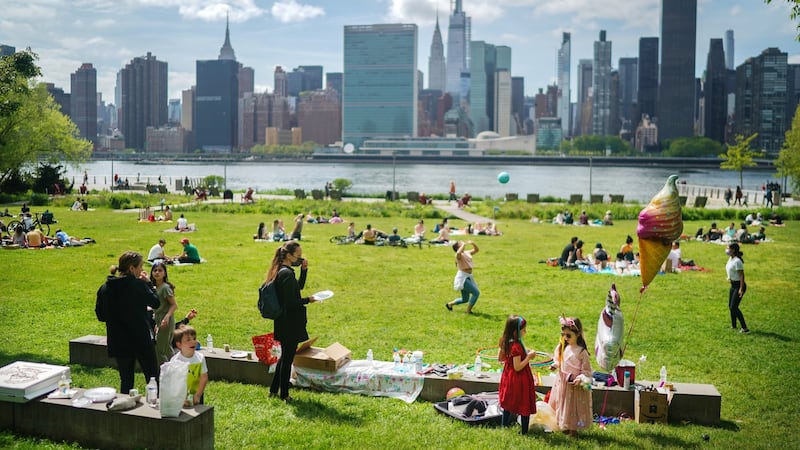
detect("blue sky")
(1, 0), (797, 103)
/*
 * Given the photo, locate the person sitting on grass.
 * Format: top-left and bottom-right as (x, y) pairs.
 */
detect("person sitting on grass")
(176, 214), (189, 231)
(26, 228), (51, 248)
(360, 224), (387, 245)
(387, 227), (403, 246)
(12, 226), (27, 247)
(752, 226), (767, 242)
(177, 238), (201, 264)
(171, 325), (208, 407)
(147, 238), (171, 263)
(736, 223), (754, 244)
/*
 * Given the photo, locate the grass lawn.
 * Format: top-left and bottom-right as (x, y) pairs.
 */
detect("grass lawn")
(1, 199), (798, 449)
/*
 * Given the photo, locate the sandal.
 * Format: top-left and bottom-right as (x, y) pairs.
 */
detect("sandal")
(445, 303), (453, 311)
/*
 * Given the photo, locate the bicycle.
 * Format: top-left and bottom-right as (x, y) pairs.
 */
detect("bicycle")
(7, 212), (50, 236)
(329, 235), (356, 245)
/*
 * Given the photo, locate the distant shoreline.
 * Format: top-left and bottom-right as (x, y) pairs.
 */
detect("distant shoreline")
(90, 154), (778, 170)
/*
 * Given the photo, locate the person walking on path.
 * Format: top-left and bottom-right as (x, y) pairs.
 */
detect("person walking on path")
(734, 186), (743, 206)
(726, 243), (750, 333)
(448, 180), (456, 202)
(445, 240), (480, 314)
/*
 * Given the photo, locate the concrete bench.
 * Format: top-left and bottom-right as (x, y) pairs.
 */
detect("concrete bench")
(2, 389), (213, 449)
(526, 193), (539, 203)
(70, 336), (719, 424)
(70, 335), (272, 386)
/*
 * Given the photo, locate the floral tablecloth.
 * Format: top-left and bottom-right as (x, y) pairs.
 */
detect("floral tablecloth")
(293, 360), (423, 403)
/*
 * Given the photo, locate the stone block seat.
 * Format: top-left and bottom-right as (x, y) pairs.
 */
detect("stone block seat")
(69, 336), (720, 425)
(2, 389), (213, 449)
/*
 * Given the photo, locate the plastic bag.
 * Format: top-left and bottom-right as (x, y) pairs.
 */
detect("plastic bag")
(532, 401), (559, 431)
(159, 359), (188, 418)
(252, 333), (281, 368)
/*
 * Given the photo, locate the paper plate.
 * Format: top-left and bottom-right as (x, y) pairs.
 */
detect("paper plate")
(230, 351), (248, 358)
(313, 290), (334, 301)
(83, 387), (117, 403)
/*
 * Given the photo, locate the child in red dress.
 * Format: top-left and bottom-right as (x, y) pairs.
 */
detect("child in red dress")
(498, 315), (538, 434)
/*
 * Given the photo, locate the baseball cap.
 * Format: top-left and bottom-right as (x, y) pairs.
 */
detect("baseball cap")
(180, 238), (189, 244)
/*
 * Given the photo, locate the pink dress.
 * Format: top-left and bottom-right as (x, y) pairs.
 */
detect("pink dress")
(548, 344), (593, 431)
(498, 342), (537, 416)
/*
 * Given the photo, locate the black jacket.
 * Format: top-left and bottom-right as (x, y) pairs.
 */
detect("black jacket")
(273, 265), (309, 345)
(96, 274), (160, 357)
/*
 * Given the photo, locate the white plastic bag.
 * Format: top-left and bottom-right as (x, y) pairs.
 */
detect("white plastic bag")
(159, 359), (188, 418)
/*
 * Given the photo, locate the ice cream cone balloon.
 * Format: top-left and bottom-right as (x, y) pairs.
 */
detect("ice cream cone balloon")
(637, 175), (683, 290)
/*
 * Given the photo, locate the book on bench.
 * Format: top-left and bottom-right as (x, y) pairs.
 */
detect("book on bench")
(0, 361), (70, 403)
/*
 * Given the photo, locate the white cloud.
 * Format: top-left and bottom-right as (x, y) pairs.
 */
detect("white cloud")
(532, 0), (658, 31)
(118, 0), (267, 22)
(168, 70), (195, 99)
(789, 54), (800, 65)
(729, 5), (742, 16)
(271, 0), (325, 23)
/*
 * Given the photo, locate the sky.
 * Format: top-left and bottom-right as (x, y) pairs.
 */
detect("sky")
(1, 0), (798, 104)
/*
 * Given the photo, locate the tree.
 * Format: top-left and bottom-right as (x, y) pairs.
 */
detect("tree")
(720, 133), (759, 189)
(775, 104), (800, 192)
(765, 0), (800, 41)
(0, 50), (91, 189)
(662, 136), (723, 157)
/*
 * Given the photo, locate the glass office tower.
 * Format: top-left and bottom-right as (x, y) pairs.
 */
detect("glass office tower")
(658, 0), (697, 141)
(342, 24), (418, 150)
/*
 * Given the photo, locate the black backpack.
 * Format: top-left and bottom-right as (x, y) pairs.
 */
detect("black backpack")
(258, 268), (288, 319)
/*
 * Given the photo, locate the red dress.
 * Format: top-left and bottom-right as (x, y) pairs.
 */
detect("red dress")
(498, 341), (537, 416)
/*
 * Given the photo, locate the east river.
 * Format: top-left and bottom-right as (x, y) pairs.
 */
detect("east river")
(66, 160), (783, 204)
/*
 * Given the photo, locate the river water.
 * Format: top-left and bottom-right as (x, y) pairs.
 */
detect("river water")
(66, 161), (782, 203)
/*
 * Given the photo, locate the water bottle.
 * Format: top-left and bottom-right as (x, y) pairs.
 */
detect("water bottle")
(474, 355), (482, 373)
(58, 371), (70, 395)
(623, 370), (631, 389)
(401, 352), (410, 372)
(206, 334), (214, 351)
(146, 377), (158, 407)
(366, 349), (374, 363)
(659, 365), (667, 387)
(393, 351), (401, 370)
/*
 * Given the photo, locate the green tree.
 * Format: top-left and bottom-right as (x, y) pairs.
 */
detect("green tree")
(0, 50), (91, 189)
(775, 104), (800, 192)
(720, 133), (760, 189)
(765, 0), (800, 40)
(332, 178), (352, 193)
(662, 136), (723, 157)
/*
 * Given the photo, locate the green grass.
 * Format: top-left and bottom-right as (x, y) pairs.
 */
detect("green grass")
(1, 199), (798, 449)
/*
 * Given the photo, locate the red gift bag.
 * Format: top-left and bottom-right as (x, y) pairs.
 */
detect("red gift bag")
(251, 333), (281, 365)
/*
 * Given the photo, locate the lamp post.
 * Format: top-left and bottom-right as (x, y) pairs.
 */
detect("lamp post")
(392, 150), (396, 201)
(588, 155), (593, 200)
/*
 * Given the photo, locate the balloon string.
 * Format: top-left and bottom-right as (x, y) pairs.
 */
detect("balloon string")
(622, 290), (645, 357)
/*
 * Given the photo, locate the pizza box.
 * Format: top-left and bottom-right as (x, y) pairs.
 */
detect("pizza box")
(0, 361), (70, 403)
(293, 342), (352, 372)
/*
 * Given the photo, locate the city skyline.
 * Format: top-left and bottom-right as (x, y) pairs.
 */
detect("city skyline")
(2, 0), (798, 104)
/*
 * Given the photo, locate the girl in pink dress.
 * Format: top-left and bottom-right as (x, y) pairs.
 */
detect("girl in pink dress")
(498, 315), (538, 434)
(548, 316), (593, 436)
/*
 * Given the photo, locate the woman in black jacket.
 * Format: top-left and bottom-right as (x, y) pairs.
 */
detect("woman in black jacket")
(96, 251), (160, 394)
(265, 241), (318, 402)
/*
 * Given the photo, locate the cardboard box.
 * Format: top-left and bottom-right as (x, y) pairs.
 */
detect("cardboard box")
(293, 342), (351, 372)
(0, 361), (70, 403)
(635, 389), (669, 424)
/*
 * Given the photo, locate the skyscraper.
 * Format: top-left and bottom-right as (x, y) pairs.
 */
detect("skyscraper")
(274, 66), (287, 97)
(70, 63), (97, 145)
(119, 53), (168, 150)
(592, 30), (612, 136)
(238, 65), (254, 98)
(659, 0), (697, 142)
(325, 72), (342, 102)
(575, 59), (593, 136)
(45, 83), (70, 116)
(469, 41), (495, 134)
(725, 30), (734, 70)
(638, 37), (659, 122)
(557, 32), (571, 139)
(342, 24), (418, 149)
(735, 48), (789, 154)
(446, 0), (470, 96)
(511, 76), (525, 134)
(195, 21), (239, 152)
(704, 38), (727, 143)
(428, 14), (446, 91)
(618, 57), (638, 129)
